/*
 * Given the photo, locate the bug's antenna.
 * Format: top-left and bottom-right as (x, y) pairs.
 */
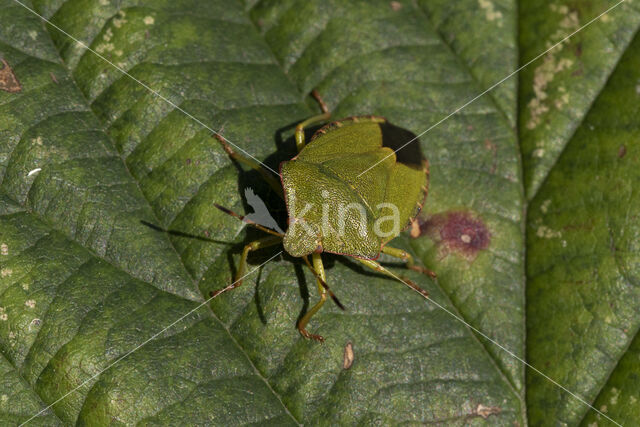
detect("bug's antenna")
(302, 256), (345, 310)
(140, 220), (231, 244)
(214, 204), (284, 237)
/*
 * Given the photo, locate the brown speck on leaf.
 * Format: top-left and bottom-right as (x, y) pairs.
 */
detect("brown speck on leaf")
(343, 341), (354, 369)
(186, 158), (192, 165)
(475, 403), (501, 419)
(574, 42), (583, 57)
(390, 1), (402, 11)
(203, 230), (210, 238)
(416, 210), (490, 261)
(0, 59), (22, 93)
(484, 139), (498, 174)
(618, 145), (626, 158)
(50, 72), (58, 84)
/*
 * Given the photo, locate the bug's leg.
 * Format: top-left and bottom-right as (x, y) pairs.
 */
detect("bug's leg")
(381, 246), (437, 278)
(356, 258), (430, 300)
(209, 235), (282, 298)
(297, 252), (329, 342)
(302, 255), (345, 310)
(214, 134), (284, 199)
(295, 90), (331, 153)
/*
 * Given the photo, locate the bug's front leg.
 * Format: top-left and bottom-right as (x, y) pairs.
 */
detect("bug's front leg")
(295, 90), (331, 152)
(381, 246), (437, 278)
(298, 252), (328, 342)
(210, 235), (282, 298)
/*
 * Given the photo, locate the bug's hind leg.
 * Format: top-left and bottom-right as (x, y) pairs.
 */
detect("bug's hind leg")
(210, 235), (282, 298)
(214, 134), (284, 199)
(295, 90), (331, 153)
(381, 246), (437, 278)
(356, 258), (430, 300)
(298, 252), (329, 342)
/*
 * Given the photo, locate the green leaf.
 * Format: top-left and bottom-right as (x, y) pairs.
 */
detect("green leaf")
(519, 0), (640, 198)
(526, 27), (640, 425)
(0, 0), (638, 425)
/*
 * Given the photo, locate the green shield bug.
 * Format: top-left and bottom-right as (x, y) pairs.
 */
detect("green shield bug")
(212, 91), (434, 342)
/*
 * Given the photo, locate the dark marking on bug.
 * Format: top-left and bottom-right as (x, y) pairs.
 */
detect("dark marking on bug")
(0, 59), (22, 93)
(618, 145), (627, 158)
(416, 211), (490, 261)
(343, 341), (354, 369)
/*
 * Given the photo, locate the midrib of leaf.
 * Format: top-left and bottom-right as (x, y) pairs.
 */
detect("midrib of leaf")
(518, 0), (640, 200)
(524, 22), (640, 203)
(1, 1), (300, 424)
(524, 17), (640, 424)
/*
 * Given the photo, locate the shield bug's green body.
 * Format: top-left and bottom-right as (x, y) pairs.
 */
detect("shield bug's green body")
(213, 91), (434, 342)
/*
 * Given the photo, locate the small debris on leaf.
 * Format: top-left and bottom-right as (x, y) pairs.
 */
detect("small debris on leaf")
(0, 59), (22, 93)
(475, 403), (501, 419)
(343, 341), (354, 369)
(390, 1), (402, 11)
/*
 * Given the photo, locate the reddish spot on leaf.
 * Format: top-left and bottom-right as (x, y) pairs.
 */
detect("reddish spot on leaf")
(415, 210), (490, 261)
(0, 59), (22, 93)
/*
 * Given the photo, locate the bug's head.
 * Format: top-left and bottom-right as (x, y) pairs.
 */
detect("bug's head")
(282, 217), (320, 258)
